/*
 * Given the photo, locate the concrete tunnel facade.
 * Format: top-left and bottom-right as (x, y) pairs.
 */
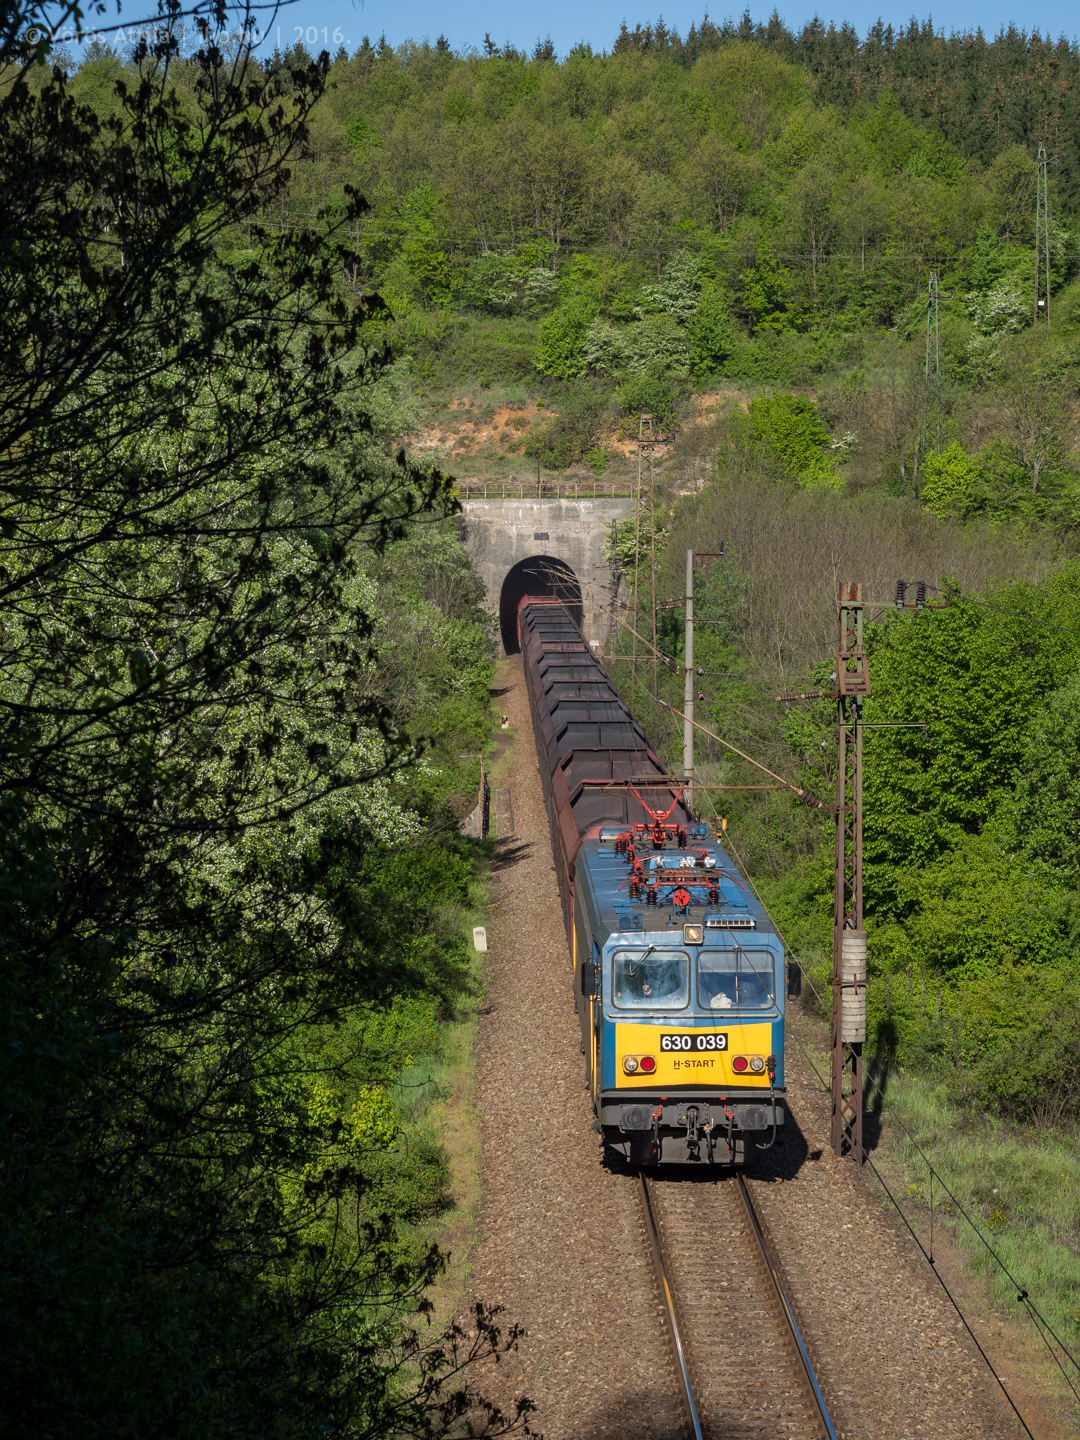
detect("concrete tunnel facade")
(460, 496), (635, 656)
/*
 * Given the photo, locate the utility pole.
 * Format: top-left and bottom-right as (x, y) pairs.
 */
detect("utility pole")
(924, 272), (942, 457)
(608, 519), (621, 660)
(682, 549), (694, 811)
(832, 581), (868, 1163)
(1034, 144), (1051, 329)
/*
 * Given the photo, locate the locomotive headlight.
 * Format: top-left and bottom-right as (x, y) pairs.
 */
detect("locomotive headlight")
(623, 1056), (639, 1074)
(749, 1055), (766, 1073)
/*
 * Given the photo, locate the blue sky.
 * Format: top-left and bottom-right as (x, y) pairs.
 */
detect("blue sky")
(243, 0), (1078, 57)
(48, 0), (1080, 57)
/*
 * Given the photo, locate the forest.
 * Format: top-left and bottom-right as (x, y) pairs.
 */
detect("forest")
(5, 1), (1080, 1433)
(74, 5), (1070, 524)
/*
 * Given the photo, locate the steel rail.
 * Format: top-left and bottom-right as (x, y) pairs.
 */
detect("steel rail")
(638, 1173), (704, 1440)
(735, 1174), (840, 1440)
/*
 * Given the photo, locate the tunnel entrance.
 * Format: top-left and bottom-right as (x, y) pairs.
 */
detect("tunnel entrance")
(499, 555), (584, 655)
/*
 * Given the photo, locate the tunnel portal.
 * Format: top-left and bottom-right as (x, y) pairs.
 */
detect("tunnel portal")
(499, 555), (583, 655)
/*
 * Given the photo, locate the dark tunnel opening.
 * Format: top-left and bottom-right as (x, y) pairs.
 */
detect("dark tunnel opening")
(499, 555), (583, 655)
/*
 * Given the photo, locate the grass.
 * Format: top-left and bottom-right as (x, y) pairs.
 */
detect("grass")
(421, 380), (538, 412)
(788, 1010), (1080, 1432)
(871, 1064), (1080, 1346)
(396, 690), (517, 1328)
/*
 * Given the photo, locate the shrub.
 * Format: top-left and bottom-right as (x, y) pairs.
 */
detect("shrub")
(534, 296), (598, 378)
(968, 279), (1029, 337)
(723, 332), (801, 382)
(460, 252), (558, 316)
(581, 317), (626, 375)
(921, 442), (988, 520)
(636, 251), (702, 322)
(737, 392), (841, 489)
(443, 319), (538, 384)
(616, 366), (677, 430)
(961, 973), (1080, 1128)
(524, 381), (609, 467)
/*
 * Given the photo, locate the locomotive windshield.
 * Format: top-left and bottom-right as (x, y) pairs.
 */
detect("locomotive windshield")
(612, 949), (689, 1010)
(699, 948), (775, 1010)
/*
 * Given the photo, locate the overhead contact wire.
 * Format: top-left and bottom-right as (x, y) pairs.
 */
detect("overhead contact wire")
(722, 832), (1067, 1423)
(787, 1031), (1037, 1440)
(794, 961), (1080, 1393)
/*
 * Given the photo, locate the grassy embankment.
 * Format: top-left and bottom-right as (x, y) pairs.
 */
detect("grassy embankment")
(789, 1003), (1080, 1434)
(408, 681), (520, 1324)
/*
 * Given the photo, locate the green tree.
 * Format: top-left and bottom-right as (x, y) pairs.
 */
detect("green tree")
(686, 134), (762, 231)
(687, 283), (736, 375)
(735, 393), (841, 489)
(998, 337), (1076, 495)
(739, 250), (802, 333)
(401, 182), (453, 303)
(0, 8), (525, 1437)
(632, 173), (685, 280)
(859, 581), (1080, 913)
(786, 160), (838, 303)
(533, 295), (597, 377)
(1011, 671), (1080, 873)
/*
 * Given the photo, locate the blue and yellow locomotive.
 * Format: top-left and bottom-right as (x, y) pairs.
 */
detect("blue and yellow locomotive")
(519, 596), (785, 1165)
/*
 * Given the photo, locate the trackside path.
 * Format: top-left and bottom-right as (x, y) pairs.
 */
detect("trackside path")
(466, 656), (683, 1440)
(463, 656), (1022, 1440)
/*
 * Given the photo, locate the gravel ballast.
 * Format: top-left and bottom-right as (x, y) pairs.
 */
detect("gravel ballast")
(463, 656), (1022, 1440)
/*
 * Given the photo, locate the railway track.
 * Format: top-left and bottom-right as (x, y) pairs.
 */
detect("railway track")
(639, 1171), (839, 1440)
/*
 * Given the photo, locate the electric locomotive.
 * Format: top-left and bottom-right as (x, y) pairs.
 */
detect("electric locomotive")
(519, 595), (785, 1166)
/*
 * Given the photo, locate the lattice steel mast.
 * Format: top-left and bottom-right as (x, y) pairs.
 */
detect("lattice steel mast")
(832, 583), (868, 1161)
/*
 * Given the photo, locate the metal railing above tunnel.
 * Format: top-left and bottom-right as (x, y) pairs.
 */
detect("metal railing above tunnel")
(458, 478), (634, 500)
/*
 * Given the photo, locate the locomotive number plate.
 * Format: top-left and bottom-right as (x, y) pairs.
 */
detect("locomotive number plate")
(659, 1031), (728, 1052)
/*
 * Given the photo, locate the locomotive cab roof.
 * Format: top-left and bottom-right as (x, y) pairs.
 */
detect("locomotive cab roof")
(577, 832), (777, 942)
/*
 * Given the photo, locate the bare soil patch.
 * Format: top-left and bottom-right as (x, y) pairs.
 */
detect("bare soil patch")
(415, 402), (542, 457)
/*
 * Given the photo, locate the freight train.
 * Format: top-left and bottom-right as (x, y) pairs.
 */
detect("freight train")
(519, 596), (785, 1165)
